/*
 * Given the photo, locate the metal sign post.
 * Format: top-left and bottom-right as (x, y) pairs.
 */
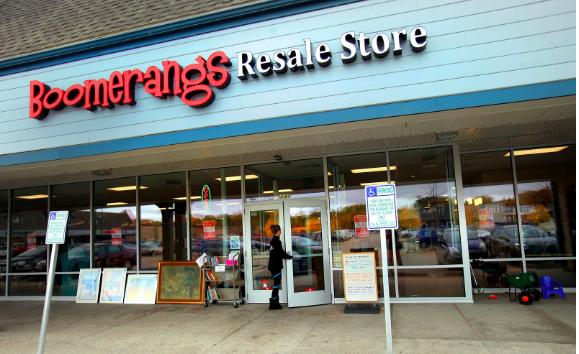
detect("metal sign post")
(365, 184), (398, 354)
(38, 211), (69, 354)
(380, 229), (393, 354)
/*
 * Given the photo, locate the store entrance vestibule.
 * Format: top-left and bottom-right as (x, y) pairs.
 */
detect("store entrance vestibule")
(243, 199), (331, 307)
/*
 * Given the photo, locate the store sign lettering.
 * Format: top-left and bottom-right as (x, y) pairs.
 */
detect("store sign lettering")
(30, 27), (426, 119)
(29, 51), (231, 119)
(236, 27), (427, 80)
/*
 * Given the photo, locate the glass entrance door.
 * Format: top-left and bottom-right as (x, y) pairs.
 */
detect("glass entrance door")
(244, 203), (287, 304)
(243, 199), (331, 307)
(283, 199), (331, 307)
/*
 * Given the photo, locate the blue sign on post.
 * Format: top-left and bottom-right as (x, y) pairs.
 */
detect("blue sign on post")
(45, 211), (69, 244)
(365, 184), (398, 230)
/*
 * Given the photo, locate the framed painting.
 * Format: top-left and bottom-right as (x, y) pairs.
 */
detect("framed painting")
(157, 261), (205, 304)
(99, 268), (127, 304)
(124, 274), (158, 304)
(76, 268), (102, 303)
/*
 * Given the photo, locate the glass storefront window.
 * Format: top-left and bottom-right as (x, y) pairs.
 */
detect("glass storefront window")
(51, 182), (90, 273)
(94, 178), (137, 270)
(389, 147), (460, 266)
(190, 167), (242, 262)
(53, 274), (79, 296)
(398, 268), (465, 297)
(471, 260), (522, 288)
(513, 145), (576, 258)
(526, 260), (576, 288)
(0, 190), (7, 271)
(327, 153), (389, 268)
(10, 187), (48, 273)
(0, 276), (4, 296)
(461, 151), (519, 259)
(9, 275), (46, 296)
(245, 158), (325, 202)
(140, 172), (187, 269)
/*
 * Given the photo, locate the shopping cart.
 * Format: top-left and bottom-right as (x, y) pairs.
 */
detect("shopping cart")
(507, 271), (541, 305)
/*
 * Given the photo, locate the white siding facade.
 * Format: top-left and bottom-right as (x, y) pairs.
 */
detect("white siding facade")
(0, 0), (575, 156)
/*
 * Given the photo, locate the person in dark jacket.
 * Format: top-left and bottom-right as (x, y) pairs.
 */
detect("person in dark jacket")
(268, 224), (293, 310)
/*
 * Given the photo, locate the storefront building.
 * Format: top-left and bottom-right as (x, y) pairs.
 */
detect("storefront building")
(0, 0), (575, 304)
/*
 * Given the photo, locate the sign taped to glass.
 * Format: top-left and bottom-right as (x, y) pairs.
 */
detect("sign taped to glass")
(112, 228), (122, 246)
(478, 209), (495, 229)
(27, 233), (37, 250)
(203, 220), (216, 240)
(354, 215), (369, 237)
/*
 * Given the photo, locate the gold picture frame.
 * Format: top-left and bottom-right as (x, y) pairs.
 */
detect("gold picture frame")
(156, 261), (205, 304)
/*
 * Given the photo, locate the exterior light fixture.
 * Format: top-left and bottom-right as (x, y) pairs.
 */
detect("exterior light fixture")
(436, 131), (458, 142)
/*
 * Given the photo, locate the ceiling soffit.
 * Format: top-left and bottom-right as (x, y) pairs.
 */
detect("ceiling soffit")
(0, 97), (574, 189)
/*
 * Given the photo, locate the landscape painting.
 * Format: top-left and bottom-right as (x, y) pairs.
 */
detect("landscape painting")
(157, 261), (205, 304)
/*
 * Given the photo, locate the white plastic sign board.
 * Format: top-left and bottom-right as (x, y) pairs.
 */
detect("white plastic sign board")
(341, 252), (378, 302)
(45, 211), (69, 244)
(365, 184), (398, 230)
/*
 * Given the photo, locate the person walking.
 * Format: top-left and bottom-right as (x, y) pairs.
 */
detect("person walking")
(268, 224), (293, 310)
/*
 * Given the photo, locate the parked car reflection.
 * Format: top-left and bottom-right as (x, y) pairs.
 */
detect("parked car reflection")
(413, 228), (443, 249)
(67, 243), (136, 270)
(331, 229), (353, 242)
(0, 245), (47, 273)
(436, 228), (486, 264)
(0, 244), (74, 273)
(487, 225), (558, 258)
(192, 236), (244, 258)
(141, 241), (162, 256)
(291, 236), (323, 275)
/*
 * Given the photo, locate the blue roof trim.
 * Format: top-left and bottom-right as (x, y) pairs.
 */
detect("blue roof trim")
(0, 0), (363, 77)
(0, 79), (574, 167)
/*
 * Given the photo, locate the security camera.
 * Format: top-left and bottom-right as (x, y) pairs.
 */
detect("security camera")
(274, 155), (283, 161)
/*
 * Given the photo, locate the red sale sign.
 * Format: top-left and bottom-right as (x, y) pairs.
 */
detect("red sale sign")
(203, 221), (216, 240)
(478, 209), (495, 229)
(112, 228), (122, 246)
(354, 215), (369, 237)
(27, 233), (37, 250)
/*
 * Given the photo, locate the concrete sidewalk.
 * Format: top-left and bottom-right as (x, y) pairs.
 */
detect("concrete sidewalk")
(0, 293), (575, 354)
